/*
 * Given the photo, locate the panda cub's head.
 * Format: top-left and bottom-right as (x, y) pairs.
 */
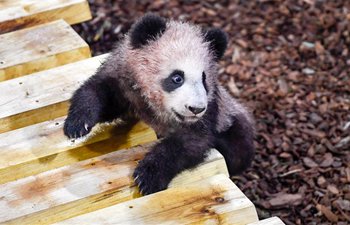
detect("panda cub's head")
(125, 14), (228, 124)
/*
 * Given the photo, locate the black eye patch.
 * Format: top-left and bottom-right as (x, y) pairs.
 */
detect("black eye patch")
(202, 72), (208, 93)
(162, 70), (185, 92)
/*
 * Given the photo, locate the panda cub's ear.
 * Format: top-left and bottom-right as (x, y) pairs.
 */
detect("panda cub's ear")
(130, 14), (166, 49)
(204, 28), (228, 61)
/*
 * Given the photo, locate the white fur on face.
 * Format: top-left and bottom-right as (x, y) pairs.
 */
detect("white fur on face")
(162, 57), (208, 123)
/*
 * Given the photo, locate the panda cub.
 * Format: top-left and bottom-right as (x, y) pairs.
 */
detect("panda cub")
(64, 14), (255, 195)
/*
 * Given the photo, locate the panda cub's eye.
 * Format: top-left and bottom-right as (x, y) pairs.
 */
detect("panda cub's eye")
(172, 74), (184, 84)
(162, 70), (185, 92)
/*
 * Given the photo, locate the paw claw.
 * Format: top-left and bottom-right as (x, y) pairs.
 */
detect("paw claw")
(84, 123), (89, 131)
(134, 175), (139, 182)
(132, 159), (171, 195)
(63, 113), (95, 139)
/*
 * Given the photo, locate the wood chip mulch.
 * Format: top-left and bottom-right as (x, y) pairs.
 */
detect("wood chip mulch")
(73, 1), (350, 224)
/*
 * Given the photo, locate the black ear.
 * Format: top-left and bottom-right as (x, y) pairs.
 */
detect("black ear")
(130, 14), (166, 49)
(204, 28), (228, 61)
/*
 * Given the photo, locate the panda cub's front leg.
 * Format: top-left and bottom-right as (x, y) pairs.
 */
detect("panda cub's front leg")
(133, 132), (211, 195)
(64, 75), (128, 139)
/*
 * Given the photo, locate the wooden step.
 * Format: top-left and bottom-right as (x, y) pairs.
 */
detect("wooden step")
(0, 147), (228, 225)
(0, 118), (156, 184)
(0, 0), (91, 34)
(53, 175), (258, 225)
(0, 54), (107, 133)
(0, 19), (91, 81)
(248, 217), (285, 225)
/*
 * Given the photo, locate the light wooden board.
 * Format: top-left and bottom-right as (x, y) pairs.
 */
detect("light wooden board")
(248, 217), (285, 225)
(54, 175), (258, 225)
(0, 118), (157, 184)
(0, 19), (91, 81)
(0, 0), (91, 34)
(0, 147), (229, 225)
(0, 54), (108, 133)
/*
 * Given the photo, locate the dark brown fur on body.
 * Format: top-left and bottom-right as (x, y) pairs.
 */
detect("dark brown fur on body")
(64, 14), (255, 195)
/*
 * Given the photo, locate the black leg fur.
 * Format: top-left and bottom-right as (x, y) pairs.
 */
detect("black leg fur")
(133, 100), (218, 195)
(64, 74), (129, 139)
(133, 132), (213, 195)
(214, 113), (255, 175)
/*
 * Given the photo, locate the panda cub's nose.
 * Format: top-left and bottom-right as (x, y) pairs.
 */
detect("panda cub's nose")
(188, 106), (206, 115)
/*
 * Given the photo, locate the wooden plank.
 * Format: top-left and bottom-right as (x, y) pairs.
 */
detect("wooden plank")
(0, 19), (91, 81)
(0, 0), (43, 9)
(0, 0), (91, 34)
(248, 217), (285, 225)
(0, 54), (107, 133)
(54, 175), (258, 225)
(0, 6), (29, 22)
(0, 148), (229, 225)
(0, 118), (157, 184)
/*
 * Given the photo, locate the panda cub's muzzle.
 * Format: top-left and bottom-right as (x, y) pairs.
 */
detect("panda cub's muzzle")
(172, 104), (207, 123)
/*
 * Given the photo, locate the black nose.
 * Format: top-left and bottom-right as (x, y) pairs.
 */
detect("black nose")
(188, 106), (206, 115)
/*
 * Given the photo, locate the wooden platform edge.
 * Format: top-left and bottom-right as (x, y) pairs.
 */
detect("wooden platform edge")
(53, 175), (259, 225)
(248, 217), (285, 225)
(0, 148), (229, 225)
(0, 0), (92, 34)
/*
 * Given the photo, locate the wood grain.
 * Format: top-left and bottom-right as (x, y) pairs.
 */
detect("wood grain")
(54, 175), (258, 225)
(0, 147), (229, 225)
(0, 19), (91, 81)
(0, 118), (157, 184)
(0, 54), (107, 133)
(0, 0), (92, 34)
(248, 217), (285, 225)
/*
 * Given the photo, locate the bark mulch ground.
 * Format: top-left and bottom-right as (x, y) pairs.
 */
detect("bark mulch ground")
(73, 1), (350, 224)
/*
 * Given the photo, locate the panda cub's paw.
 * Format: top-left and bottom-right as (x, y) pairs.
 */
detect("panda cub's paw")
(133, 158), (171, 195)
(63, 112), (95, 139)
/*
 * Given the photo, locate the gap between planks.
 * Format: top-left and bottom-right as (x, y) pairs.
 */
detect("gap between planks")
(0, 19), (91, 81)
(53, 175), (258, 225)
(0, 54), (108, 133)
(0, 0), (92, 34)
(0, 146), (230, 225)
